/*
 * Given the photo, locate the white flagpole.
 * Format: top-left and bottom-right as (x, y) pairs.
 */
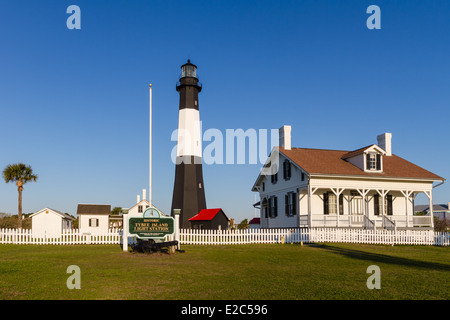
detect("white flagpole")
(149, 84), (152, 207)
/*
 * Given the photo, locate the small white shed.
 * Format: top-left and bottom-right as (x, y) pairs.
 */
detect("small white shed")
(77, 204), (111, 234)
(31, 208), (74, 238)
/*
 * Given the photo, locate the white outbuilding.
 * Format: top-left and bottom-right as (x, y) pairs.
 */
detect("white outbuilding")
(30, 208), (74, 238)
(77, 204), (111, 234)
(127, 189), (152, 217)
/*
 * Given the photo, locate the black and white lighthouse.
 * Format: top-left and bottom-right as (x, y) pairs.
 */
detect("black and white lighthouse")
(171, 60), (207, 228)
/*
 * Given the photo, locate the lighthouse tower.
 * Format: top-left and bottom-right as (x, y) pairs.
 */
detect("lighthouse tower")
(171, 60), (207, 228)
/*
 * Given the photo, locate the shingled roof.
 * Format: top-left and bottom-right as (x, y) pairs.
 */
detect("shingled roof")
(76, 204), (111, 215)
(189, 208), (229, 221)
(278, 147), (444, 180)
(415, 204), (449, 212)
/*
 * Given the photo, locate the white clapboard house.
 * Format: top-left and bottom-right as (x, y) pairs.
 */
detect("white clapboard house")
(252, 126), (445, 230)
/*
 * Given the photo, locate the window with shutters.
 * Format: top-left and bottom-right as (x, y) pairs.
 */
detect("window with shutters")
(271, 172), (278, 184)
(283, 159), (291, 180)
(374, 194), (393, 215)
(374, 194), (380, 215)
(89, 218), (99, 227)
(324, 192), (344, 215)
(268, 196), (278, 218)
(386, 195), (393, 215)
(285, 192), (297, 216)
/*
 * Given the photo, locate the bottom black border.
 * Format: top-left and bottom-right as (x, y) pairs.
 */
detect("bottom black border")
(1, 300), (444, 318)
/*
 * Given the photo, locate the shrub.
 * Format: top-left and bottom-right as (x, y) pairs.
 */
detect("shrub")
(0, 214), (31, 229)
(433, 217), (449, 232)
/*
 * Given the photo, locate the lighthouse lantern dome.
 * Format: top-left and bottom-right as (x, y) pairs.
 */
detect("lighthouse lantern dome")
(181, 59), (197, 79)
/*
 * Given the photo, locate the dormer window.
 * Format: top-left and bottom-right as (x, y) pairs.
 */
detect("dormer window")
(366, 153), (381, 171)
(342, 144), (385, 173)
(369, 153), (377, 170)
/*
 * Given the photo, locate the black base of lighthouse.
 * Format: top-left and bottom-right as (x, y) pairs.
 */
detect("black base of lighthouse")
(171, 156), (207, 228)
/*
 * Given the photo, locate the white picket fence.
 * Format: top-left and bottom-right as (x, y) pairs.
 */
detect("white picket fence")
(0, 228), (124, 245)
(178, 228), (450, 246)
(0, 227), (449, 246)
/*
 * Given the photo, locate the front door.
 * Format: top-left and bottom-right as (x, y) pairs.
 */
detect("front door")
(350, 196), (364, 225)
(351, 196), (363, 215)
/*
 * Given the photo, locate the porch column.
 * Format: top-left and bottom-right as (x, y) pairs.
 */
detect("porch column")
(406, 191), (410, 228)
(346, 194), (352, 226)
(297, 188), (300, 227)
(308, 184), (318, 228)
(400, 190), (413, 228)
(330, 188), (344, 227)
(308, 183), (312, 227)
(376, 189), (388, 228)
(122, 213), (128, 252)
(422, 190), (434, 229)
(429, 190), (434, 228)
(357, 189), (370, 228)
(411, 192), (419, 227)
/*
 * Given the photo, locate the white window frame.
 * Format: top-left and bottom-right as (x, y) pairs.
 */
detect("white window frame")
(369, 153), (377, 170)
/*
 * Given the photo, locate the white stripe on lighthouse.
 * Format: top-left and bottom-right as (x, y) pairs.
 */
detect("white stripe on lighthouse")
(176, 108), (202, 158)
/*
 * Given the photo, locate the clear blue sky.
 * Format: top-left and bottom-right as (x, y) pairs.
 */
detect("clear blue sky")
(0, 0), (449, 222)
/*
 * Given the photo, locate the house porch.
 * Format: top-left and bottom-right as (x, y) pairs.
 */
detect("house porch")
(297, 186), (434, 230)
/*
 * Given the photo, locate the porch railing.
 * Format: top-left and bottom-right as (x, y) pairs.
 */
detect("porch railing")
(350, 214), (364, 226)
(295, 214), (432, 229)
(309, 214), (371, 228)
(309, 214), (348, 227)
(413, 215), (433, 227)
(383, 215), (396, 231)
(363, 216), (375, 230)
(299, 215), (309, 226)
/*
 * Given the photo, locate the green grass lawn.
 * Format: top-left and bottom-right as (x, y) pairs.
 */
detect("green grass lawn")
(0, 243), (448, 300)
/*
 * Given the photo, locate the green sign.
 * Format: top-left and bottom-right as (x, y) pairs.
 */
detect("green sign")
(128, 207), (175, 239)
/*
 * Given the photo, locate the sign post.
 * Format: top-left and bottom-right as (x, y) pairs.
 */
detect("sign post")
(173, 209), (181, 250)
(122, 215), (129, 252)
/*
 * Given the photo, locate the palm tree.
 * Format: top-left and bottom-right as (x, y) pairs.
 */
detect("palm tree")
(2, 163), (38, 229)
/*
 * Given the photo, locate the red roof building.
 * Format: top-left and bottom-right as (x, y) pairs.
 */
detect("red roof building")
(248, 217), (261, 229)
(189, 208), (230, 230)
